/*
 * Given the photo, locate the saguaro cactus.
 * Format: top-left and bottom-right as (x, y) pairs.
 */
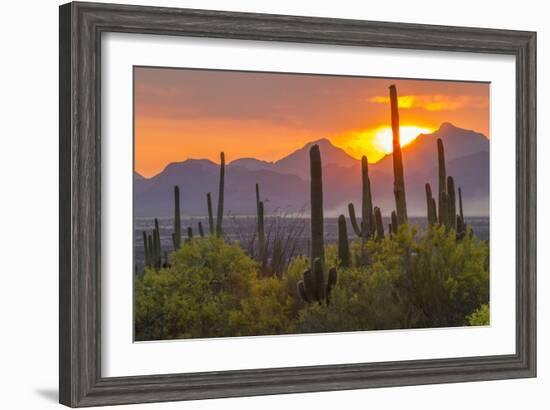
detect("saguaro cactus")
(456, 187), (466, 239)
(425, 183), (437, 225)
(142, 231), (150, 268)
(348, 156), (374, 239)
(447, 176), (457, 231)
(255, 183), (266, 261)
(206, 193), (214, 235)
(297, 257), (338, 305)
(390, 211), (398, 236)
(337, 215), (350, 267)
(389, 85), (408, 225)
(198, 221), (205, 237)
(439, 191), (449, 229)
(437, 138), (447, 224)
(374, 206), (385, 240)
(310, 145), (324, 264)
(172, 185), (182, 251)
(215, 152), (225, 237)
(151, 218), (162, 269)
(187, 226), (193, 241)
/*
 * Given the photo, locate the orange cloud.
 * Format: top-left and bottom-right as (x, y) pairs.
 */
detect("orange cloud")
(369, 94), (487, 111)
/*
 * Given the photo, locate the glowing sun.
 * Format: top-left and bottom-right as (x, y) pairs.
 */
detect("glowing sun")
(373, 126), (433, 154)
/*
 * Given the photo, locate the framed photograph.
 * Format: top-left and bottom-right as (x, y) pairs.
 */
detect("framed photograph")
(59, 2), (536, 407)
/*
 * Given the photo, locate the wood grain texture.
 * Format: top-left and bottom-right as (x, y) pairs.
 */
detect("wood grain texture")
(59, 1), (537, 407)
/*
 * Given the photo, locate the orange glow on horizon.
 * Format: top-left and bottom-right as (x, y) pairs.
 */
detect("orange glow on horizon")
(373, 126), (434, 153)
(336, 125), (435, 164)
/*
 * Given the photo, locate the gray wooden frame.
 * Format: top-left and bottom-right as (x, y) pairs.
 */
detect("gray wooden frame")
(59, 1), (536, 407)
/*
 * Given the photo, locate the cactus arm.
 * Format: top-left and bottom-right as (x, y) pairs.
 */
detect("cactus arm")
(347, 203), (362, 237)
(297, 280), (309, 303)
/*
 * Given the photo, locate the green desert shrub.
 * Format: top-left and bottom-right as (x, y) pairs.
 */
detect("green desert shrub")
(294, 224), (489, 333)
(467, 304), (490, 326)
(135, 236), (257, 340)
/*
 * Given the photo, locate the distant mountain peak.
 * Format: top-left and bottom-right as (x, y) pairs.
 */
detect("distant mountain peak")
(307, 137), (332, 146)
(438, 122), (458, 132)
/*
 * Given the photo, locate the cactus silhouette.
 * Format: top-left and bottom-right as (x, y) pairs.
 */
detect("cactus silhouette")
(142, 231), (150, 267)
(172, 185), (182, 251)
(348, 156), (374, 239)
(390, 211), (398, 236)
(297, 145), (338, 305)
(374, 206), (385, 240)
(447, 176), (457, 231)
(206, 192), (214, 235)
(440, 191), (449, 229)
(215, 152), (225, 237)
(457, 187), (466, 239)
(437, 138), (447, 224)
(310, 145), (324, 264)
(389, 85), (408, 225)
(337, 215), (350, 267)
(425, 183), (437, 225)
(198, 221), (205, 237)
(297, 258), (338, 305)
(255, 183), (265, 262)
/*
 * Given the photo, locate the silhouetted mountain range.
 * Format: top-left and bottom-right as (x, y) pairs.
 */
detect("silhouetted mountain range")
(134, 123), (489, 217)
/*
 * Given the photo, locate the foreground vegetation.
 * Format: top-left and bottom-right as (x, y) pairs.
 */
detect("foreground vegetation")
(135, 223), (489, 341)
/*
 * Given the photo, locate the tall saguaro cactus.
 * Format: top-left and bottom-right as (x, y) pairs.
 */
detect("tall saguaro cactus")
(142, 231), (150, 268)
(374, 207), (385, 240)
(456, 187), (466, 239)
(215, 152), (225, 237)
(310, 144), (324, 264)
(206, 192), (214, 235)
(337, 215), (350, 267)
(389, 85), (408, 225)
(437, 138), (447, 224)
(447, 176), (457, 231)
(172, 185), (182, 251)
(255, 183), (266, 262)
(348, 156), (374, 240)
(390, 211), (398, 237)
(425, 183), (437, 225)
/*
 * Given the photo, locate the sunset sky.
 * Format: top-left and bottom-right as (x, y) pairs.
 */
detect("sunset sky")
(134, 67), (489, 178)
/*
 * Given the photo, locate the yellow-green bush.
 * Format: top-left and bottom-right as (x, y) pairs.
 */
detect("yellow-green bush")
(135, 225), (489, 340)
